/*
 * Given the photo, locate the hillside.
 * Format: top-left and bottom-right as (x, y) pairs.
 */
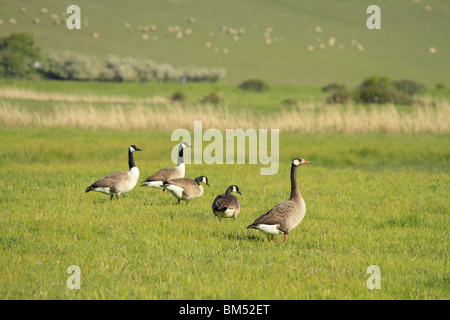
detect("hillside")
(0, 0), (449, 86)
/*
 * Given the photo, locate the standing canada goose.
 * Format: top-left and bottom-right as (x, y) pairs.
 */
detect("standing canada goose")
(141, 142), (191, 190)
(212, 185), (242, 221)
(85, 145), (142, 200)
(164, 176), (209, 205)
(247, 157), (311, 242)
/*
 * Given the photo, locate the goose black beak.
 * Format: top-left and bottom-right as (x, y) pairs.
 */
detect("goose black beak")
(135, 148), (142, 151)
(237, 191), (242, 195)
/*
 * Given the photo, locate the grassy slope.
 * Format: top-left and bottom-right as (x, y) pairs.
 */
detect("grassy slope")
(0, 0), (449, 86)
(0, 128), (448, 299)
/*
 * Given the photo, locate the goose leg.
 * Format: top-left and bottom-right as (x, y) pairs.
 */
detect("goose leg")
(284, 234), (288, 242)
(177, 199), (181, 204)
(110, 195), (114, 201)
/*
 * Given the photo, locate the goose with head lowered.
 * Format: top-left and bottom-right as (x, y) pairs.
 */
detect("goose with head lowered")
(212, 185), (242, 221)
(164, 176), (209, 205)
(247, 157), (310, 242)
(85, 145), (142, 200)
(141, 142), (191, 190)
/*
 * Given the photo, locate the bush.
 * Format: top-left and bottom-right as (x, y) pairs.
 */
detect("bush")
(181, 67), (225, 82)
(322, 83), (346, 92)
(42, 52), (224, 83)
(44, 53), (102, 80)
(0, 33), (42, 77)
(356, 76), (411, 104)
(238, 79), (269, 92)
(326, 87), (355, 104)
(325, 76), (421, 105)
(200, 92), (224, 104)
(170, 91), (186, 102)
(393, 79), (424, 96)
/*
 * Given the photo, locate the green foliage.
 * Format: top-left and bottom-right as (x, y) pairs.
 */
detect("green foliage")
(393, 79), (424, 96)
(0, 33), (41, 77)
(322, 83), (346, 92)
(170, 90), (186, 102)
(43, 53), (225, 83)
(325, 76), (424, 105)
(326, 86), (354, 104)
(357, 76), (398, 104)
(200, 92), (224, 104)
(238, 79), (269, 92)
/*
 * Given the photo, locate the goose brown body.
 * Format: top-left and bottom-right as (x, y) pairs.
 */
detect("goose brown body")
(85, 145), (142, 200)
(141, 142), (191, 189)
(212, 185), (242, 221)
(247, 157), (310, 242)
(164, 176), (209, 204)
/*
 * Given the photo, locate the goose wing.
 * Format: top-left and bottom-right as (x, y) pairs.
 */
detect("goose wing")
(88, 171), (128, 191)
(248, 200), (296, 227)
(144, 166), (181, 182)
(212, 194), (240, 212)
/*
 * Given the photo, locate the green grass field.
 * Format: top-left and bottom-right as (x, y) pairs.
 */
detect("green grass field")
(0, 0), (449, 86)
(0, 0), (449, 301)
(0, 127), (448, 299)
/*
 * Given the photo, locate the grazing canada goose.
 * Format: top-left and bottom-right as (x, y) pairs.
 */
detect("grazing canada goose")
(141, 142), (191, 190)
(85, 145), (142, 200)
(247, 157), (311, 242)
(212, 185), (242, 221)
(164, 176), (209, 205)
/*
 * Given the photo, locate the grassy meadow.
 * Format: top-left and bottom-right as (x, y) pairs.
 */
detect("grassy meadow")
(0, 0), (449, 301)
(0, 80), (449, 299)
(0, 0), (449, 87)
(0, 126), (448, 299)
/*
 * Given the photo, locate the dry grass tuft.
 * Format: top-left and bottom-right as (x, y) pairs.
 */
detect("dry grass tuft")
(0, 89), (449, 134)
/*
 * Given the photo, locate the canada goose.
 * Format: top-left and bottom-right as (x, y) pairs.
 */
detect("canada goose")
(85, 145), (142, 200)
(247, 157), (311, 242)
(212, 185), (242, 221)
(141, 142), (191, 190)
(164, 176), (209, 205)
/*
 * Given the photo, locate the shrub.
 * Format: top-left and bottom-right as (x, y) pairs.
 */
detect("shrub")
(181, 67), (225, 82)
(153, 64), (181, 82)
(44, 53), (101, 80)
(238, 79), (269, 92)
(0, 33), (42, 77)
(170, 91), (186, 102)
(200, 92), (224, 104)
(325, 76), (421, 105)
(100, 56), (139, 82)
(356, 76), (399, 104)
(393, 79), (424, 96)
(41, 51), (224, 83)
(322, 83), (346, 92)
(326, 87), (355, 104)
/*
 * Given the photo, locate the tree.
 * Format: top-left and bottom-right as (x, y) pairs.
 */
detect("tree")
(0, 33), (42, 77)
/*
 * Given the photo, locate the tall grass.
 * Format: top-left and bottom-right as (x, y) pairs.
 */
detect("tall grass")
(1, 91), (449, 133)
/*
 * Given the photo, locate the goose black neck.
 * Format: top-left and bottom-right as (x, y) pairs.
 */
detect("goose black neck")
(290, 164), (300, 201)
(225, 187), (233, 195)
(178, 148), (184, 165)
(128, 149), (136, 169)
